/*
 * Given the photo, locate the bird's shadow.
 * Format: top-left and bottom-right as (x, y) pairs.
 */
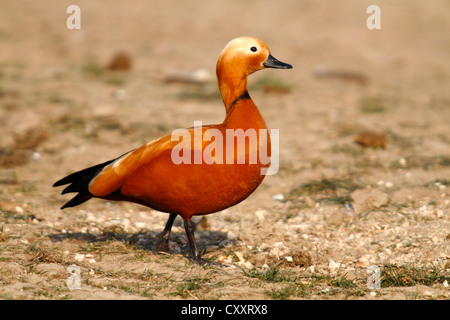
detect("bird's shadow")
(48, 221), (234, 257)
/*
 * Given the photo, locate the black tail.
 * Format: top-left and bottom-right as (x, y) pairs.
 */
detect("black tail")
(53, 159), (116, 209)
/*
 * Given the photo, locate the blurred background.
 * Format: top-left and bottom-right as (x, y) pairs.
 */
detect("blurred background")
(1, 0), (449, 167)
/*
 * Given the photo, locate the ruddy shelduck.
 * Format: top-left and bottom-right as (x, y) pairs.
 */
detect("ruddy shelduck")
(54, 37), (292, 264)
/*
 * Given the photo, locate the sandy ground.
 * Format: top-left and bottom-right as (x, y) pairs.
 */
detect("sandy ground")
(0, 0), (449, 300)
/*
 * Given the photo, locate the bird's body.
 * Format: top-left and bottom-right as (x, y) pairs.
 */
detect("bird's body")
(54, 37), (292, 264)
(85, 99), (269, 220)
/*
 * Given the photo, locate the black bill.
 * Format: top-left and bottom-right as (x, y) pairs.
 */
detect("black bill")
(263, 54), (292, 69)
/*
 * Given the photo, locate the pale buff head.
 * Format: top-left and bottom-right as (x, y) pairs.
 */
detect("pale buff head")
(216, 37), (292, 78)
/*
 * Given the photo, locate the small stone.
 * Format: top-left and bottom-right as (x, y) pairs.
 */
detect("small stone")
(356, 255), (371, 268)
(329, 259), (340, 271)
(74, 253), (85, 262)
(272, 194), (284, 202)
(226, 231), (236, 240)
(15, 206), (24, 214)
(135, 222), (147, 229)
(419, 205), (428, 214)
(234, 251), (245, 262)
(423, 291), (433, 297)
(353, 130), (386, 149)
(30, 152), (41, 161)
(107, 52), (132, 71)
(218, 255), (232, 264)
(385, 181), (393, 188)
(255, 210), (266, 220)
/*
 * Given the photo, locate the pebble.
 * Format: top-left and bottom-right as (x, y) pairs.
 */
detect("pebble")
(85, 253), (96, 263)
(419, 205), (428, 214)
(272, 194), (284, 202)
(384, 181), (394, 188)
(255, 210), (266, 220)
(15, 206), (24, 214)
(74, 253), (85, 262)
(234, 251), (245, 262)
(226, 231), (236, 240)
(135, 222), (148, 229)
(434, 210), (444, 218)
(30, 152), (41, 161)
(218, 255), (232, 264)
(356, 254), (372, 268)
(377, 180), (394, 188)
(423, 290), (433, 297)
(328, 259), (340, 271)
(433, 182), (447, 190)
(90, 227), (101, 236)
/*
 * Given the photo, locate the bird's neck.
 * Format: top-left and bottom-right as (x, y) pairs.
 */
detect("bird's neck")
(217, 65), (249, 114)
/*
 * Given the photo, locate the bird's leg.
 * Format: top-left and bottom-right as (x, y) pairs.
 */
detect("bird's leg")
(152, 213), (177, 254)
(184, 219), (217, 265)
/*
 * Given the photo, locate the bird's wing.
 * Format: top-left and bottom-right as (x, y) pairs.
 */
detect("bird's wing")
(87, 126), (211, 197)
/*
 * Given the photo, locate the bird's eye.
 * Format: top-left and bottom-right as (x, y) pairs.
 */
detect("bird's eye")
(250, 46), (257, 52)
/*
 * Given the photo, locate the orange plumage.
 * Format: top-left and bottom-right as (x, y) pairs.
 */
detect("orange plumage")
(54, 37), (292, 264)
